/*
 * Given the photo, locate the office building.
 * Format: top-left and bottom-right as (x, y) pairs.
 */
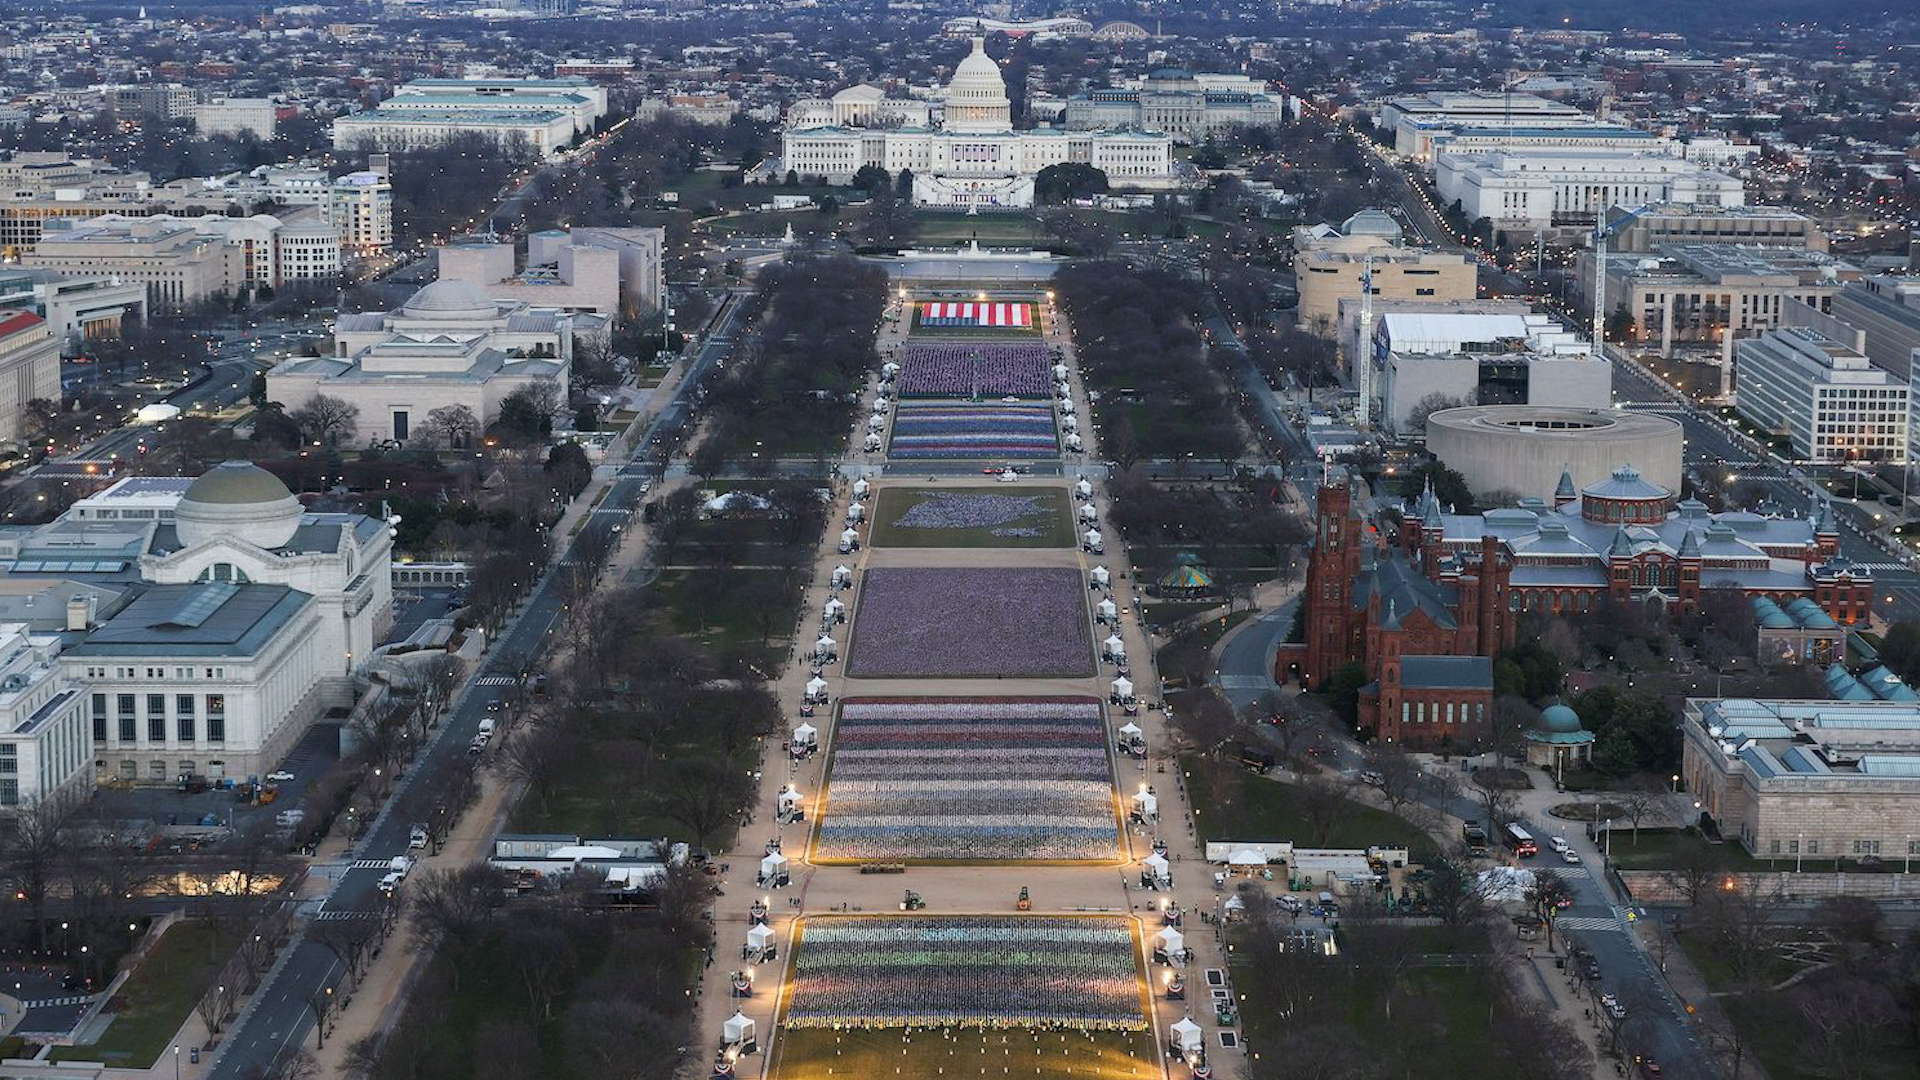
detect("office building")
(636, 94), (741, 126)
(1681, 698), (1920, 862)
(0, 311), (61, 443)
(0, 269), (147, 355)
(107, 84), (196, 121)
(333, 107), (578, 159)
(24, 215), (341, 304)
(1593, 244), (1862, 357)
(374, 77), (607, 138)
(1828, 275), (1920, 382)
(1734, 326), (1910, 463)
(781, 37), (1175, 208)
(1294, 210), (1478, 338)
(323, 158), (393, 253)
(1436, 151), (1746, 230)
(0, 623), (92, 809)
(1379, 91), (1591, 161)
(1418, 123), (1669, 161)
(1371, 311), (1608, 435)
(1602, 203), (1827, 255)
(436, 225), (663, 316)
(267, 279), (604, 445)
(1064, 70), (1283, 143)
(192, 98), (277, 140)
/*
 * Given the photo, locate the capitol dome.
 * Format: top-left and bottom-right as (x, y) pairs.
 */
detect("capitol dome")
(944, 36), (1011, 133)
(401, 279), (497, 320)
(175, 461), (304, 551)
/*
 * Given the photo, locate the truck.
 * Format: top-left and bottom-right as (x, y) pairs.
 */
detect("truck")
(1234, 743), (1276, 774)
(478, 717), (496, 737)
(1461, 822), (1489, 856)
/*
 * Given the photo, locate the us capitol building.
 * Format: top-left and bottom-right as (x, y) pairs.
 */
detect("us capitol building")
(779, 37), (1177, 209)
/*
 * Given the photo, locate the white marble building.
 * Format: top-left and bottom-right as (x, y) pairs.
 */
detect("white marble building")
(780, 38), (1175, 208)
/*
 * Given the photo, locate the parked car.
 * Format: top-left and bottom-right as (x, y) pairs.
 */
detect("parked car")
(1601, 993), (1626, 1020)
(1275, 895), (1304, 914)
(1637, 1058), (1662, 1078)
(266, 769), (295, 782)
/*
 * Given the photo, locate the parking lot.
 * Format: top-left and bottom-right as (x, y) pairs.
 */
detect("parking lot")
(88, 722), (343, 843)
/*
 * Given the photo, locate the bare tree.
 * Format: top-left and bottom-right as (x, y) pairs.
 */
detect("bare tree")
(657, 756), (751, 850)
(1615, 782), (1668, 843)
(1362, 741), (1423, 818)
(1471, 770), (1521, 838)
(290, 394), (360, 447)
(491, 723), (578, 815)
(0, 792), (79, 952)
(311, 916), (378, 982)
(422, 403), (481, 449)
(409, 865), (508, 992)
(1295, 774), (1357, 847)
(504, 919), (580, 1022)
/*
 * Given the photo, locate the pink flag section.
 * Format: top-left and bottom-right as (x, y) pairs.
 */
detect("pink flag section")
(919, 302), (1034, 327)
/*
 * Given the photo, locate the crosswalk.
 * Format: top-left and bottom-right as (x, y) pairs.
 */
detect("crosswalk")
(1553, 915), (1623, 933)
(23, 994), (92, 1009)
(474, 675), (517, 687)
(1854, 561), (1911, 573)
(312, 909), (379, 922)
(349, 859), (393, 871)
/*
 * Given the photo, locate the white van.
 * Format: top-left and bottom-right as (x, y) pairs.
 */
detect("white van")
(388, 856), (414, 879)
(478, 717), (496, 737)
(379, 872), (403, 897)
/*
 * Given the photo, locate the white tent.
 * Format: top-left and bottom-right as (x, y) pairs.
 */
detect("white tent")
(1060, 414), (1078, 433)
(778, 787), (802, 814)
(1078, 504), (1098, 522)
(1075, 478), (1094, 499)
(136, 402), (182, 425)
(1053, 364), (1070, 382)
(1097, 598), (1119, 621)
(831, 565), (852, 587)
(867, 415), (886, 432)
(804, 677), (828, 701)
(1065, 434), (1084, 452)
(863, 433), (882, 451)
(793, 722), (818, 746)
(1155, 927), (1185, 956)
(760, 851), (789, 879)
(814, 635), (837, 660)
(1223, 894), (1246, 914)
(550, 844), (623, 861)
(852, 478), (870, 498)
(1170, 1017), (1203, 1055)
(1084, 528), (1103, 549)
(1228, 849), (1265, 868)
(1103, 633), (1126, 655)
(746, 924), (775, 951)
(881, 361), (901, 377)
(823, 598), (846, 621)
(840, 528), (859, 547)
(724, 1011), (756, 1045)
(1090, 565), (1111, 587)
(1000, 468), (1019, 483)
(1117, 721), (1144, 740)
(1143, 852), (1171, 881)
(846, 501), (865, 523)
(1112, 676), (1135, 701)
(871, 398), (890, 413)
(1135, 791), (1160, 819)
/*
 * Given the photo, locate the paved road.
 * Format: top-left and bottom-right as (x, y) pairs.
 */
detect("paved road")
(208, 291), (749, 1079)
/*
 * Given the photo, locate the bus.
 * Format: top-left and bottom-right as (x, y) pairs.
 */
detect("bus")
(1503, 823), (1538, 858)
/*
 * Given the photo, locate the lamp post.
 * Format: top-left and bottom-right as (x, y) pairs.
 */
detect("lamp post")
(1797, 832), (1804, 873)
(174, 1045), (180, 1080)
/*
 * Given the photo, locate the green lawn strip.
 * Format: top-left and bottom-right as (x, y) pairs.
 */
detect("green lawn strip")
(1181, 755), (1432, 854)
(866, 486), (1073, 548)
(1602, 829), (1773, 873)
(50, 921), (230, 1067)
(652, 568), (799, 651)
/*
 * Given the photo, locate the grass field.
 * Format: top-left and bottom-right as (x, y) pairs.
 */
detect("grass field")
(868, 486), (1073, 548)
(652, 568), (800, 668)
(1181, 756), (1433, 854)
(1602, 829), (1770, 872)
(772, 1026), (1161, 1080)
(50, 921), (230, 1067)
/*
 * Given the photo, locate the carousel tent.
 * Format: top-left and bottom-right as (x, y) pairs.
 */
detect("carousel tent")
(1171, 1017), (1204, 1054)
(1157, 563), (1215, 597)
(746, 923), (775, 951)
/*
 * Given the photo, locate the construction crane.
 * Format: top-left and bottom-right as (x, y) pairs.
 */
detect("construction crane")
(1591, 203), (1652, 351)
